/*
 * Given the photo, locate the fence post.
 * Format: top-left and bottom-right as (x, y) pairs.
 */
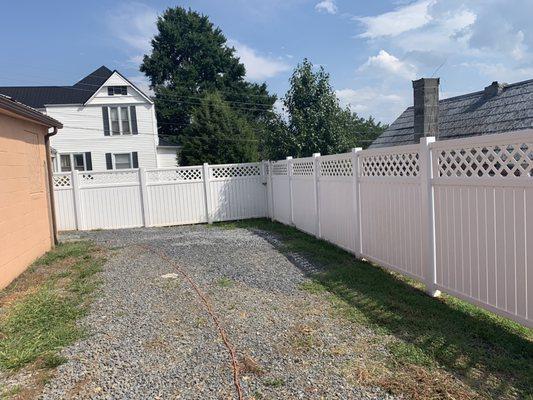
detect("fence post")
(71, 170), (83, 231)
(312, 153), (321, 238)
(138, 168), (150, 227)
(269, 161), (275, 221)
(202, 163), (213, 224)
(287, 156), (294, 225)
(261, 161), (269, 218)
(419, 136), (440, 297)
(351, 148), (363, 257)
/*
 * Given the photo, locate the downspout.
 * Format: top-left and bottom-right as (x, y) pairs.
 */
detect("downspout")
(45, 127), (58, 245)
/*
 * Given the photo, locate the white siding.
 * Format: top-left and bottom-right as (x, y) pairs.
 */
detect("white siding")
(47, 104), (158, 171)
(157, 147), (179, 168)
(45, 71), (159, 172)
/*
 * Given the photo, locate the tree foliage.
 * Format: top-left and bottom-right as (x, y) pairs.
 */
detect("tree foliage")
(261, 59), (387, 160)
(140, 7), (276, 142)
(179, 92), (258, 165)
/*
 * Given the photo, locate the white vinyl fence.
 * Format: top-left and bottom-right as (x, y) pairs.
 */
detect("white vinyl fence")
(53, 162), (268, 231)
(267, 131), (533, 328)
(52, 130), (533, 327)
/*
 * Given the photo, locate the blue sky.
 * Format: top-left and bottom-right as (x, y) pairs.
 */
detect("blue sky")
(1, 0), (532, 123)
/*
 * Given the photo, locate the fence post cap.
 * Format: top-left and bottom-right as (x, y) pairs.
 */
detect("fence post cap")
(312, 153), (321, 157)
(419, 136), (436, 145)
(203, 162), (209, 166)
(286, 156), (293, 160)
(351, 147), (363, 153)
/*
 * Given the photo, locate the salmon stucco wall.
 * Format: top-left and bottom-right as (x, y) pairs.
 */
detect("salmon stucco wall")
(0, 112), (53, 289)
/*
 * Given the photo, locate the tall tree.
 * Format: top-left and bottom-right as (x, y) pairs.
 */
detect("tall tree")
(261, 59), (387, 159)
(179, 92), (258, 165)
(140, 7), (276, 142)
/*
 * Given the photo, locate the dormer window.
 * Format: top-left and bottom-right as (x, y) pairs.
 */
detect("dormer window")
(107, 86), (127, 96)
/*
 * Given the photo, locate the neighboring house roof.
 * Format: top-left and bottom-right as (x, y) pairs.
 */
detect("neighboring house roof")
(370, 78), (533, 148)
(158, 136), (181, 147)
(0, 94), (62, 129)
(0, 66), (148, 109)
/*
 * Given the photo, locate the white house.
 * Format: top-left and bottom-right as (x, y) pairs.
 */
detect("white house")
(0, 66), (179, 172)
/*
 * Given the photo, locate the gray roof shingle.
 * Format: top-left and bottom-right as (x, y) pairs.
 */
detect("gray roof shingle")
(0, 66), (113, 109)
(370, 78), (533, 148)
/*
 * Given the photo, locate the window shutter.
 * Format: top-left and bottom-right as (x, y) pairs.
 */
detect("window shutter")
(130, 106), (138, 134)
(85, 152), (92, 171)
(102, 107), (110, 136)
(105, 153), (113, 170)
(132, 152), (139, 168)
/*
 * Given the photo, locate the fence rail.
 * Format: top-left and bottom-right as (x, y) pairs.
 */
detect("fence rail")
(53, 130), (533, 327)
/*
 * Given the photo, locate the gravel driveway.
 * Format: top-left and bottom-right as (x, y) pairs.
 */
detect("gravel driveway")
(41, 225), (395, 400)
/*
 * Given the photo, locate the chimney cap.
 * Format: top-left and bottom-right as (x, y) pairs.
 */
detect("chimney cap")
(484, 81), (507, 97)
(412, 77), (440, 88)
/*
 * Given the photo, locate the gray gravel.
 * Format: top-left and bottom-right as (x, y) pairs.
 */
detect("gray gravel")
(39, 225), (397, 399)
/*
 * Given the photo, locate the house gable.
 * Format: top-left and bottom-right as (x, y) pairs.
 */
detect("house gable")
(85, 71), (153, 106)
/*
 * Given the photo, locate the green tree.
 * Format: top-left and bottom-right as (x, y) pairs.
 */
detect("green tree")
(179, 92), (258, 165)
(140, 7), (276, 142)
(260, 59), (387, 159)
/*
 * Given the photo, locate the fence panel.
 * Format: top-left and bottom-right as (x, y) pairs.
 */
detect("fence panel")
(271, 160), (292, 225)
(291, 157), (318, 235)
(431, 131), (533, 325)
(208, 163), (267, 222)
(358, 144), (426, 281)
(78, 170), (143, 230)
(318, 153), (357, 252)
(146, 167), (207, 226)
(52, 174), (76, 230)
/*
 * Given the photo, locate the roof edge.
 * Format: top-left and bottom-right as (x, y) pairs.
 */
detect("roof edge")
(0, 94), (63, 128)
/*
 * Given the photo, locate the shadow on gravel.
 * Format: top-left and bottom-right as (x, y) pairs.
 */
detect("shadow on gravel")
(216, 219), (533, 399)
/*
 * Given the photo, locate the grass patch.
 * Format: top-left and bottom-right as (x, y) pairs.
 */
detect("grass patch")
(263, 377), (285, 388)
(217, 277), (234, 288)
(0, 241), (105, 373)
(218, 219), (533, 399)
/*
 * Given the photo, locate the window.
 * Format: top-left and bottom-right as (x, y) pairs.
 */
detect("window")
(120, 107), (131, 134)
(59, 153), (91, 172)
(114, 153), (132, 169)
(108, 107), (131, 135)
(107, 86), (127, 95)
(110, 107), (120, 135)
(60, 154), (72, 172)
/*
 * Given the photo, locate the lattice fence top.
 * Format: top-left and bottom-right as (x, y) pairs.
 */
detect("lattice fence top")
(320, 157), (353, 177)
(272, 162), (288, 176)
(435, 142), (533, 178)
(360, 151), (420, 177)
(80, 170), (139, 186)
(210, 163), (261, 179)
(53, 174), (71, 188)
(147, 168), (202, 183)
(292, 160), (314, 176)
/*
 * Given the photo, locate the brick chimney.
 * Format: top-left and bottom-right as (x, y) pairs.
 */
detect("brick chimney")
(413, 78), (439, 143)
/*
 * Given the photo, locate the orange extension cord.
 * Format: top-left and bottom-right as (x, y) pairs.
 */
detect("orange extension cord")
(139, 245), (244, 400)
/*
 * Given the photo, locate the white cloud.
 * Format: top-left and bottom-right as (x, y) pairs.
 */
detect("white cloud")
(359, 50), (417, 79)
(315, 0), (337, 15)
(108, 3), (158, 65)
(229, 40), (291, 81)
(336, 87), (408, 124)
(357, 0), (433, 38)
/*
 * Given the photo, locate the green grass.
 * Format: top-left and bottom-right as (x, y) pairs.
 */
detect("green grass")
(217, 277), (234, 288)
(218, 219), (533, 399)
(0, 242), (104, 372)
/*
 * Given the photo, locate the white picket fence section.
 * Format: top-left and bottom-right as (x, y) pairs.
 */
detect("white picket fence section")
(52, 130), (533, 327)
(52, 162), (268, 231)
(267, 131), (533, 328)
